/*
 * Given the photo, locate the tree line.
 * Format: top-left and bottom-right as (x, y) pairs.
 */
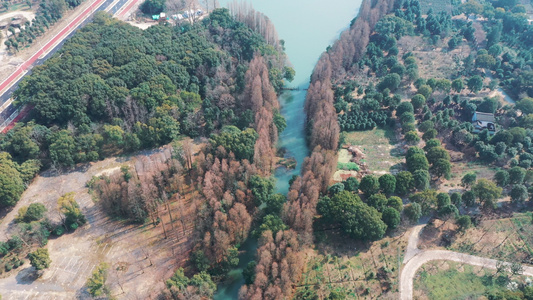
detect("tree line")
(238, 0), (398, 298)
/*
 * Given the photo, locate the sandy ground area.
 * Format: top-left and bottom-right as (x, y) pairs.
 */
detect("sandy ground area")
(0, 144), (198, 299)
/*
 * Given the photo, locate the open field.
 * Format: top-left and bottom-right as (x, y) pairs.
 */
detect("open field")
(0, 141), (203, 299)
(296, 227), (412, 299)
(342, 128), (404, 175)
(450, 212), (533, 265)
(414, 260), (528, 300)
(439, 161), (500, 193)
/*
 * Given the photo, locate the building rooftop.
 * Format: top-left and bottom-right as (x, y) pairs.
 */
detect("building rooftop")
(473, 112), (495, 122)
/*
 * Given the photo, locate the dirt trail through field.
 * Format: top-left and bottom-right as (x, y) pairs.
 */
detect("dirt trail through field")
(400, 224), (533, 300)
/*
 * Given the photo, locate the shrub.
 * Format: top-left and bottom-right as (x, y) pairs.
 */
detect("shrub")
(15, 203), (47, 223)
(337, 162), (360, 171)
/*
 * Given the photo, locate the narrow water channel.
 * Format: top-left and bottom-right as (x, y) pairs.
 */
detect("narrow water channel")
(213, 0), (363, 298)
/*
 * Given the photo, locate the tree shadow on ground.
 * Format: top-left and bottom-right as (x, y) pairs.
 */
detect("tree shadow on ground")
(15, 266), (39, 284)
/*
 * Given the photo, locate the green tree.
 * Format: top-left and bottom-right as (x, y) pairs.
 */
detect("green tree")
(396, 102), (414, 116)
(410, 189), (438, 214)
(48, 130), (76, 166)
(467, 75), (484, 93)
(57, 192), (86, 230)
(283, 66), (295, 82)
(28, 248), (51, 271)
(472, 179), (502, 209)
(431, 158), (452, 179)
(379, 174), (396, 195)
(417, 85), (433, 99)
(378, 73), (401, 91)
(343, 177), (359, 192)
(210, 127), (258, 162)
(418, 120), (434, 133)
(387, 196), (403, 212)
(475, 54), (496, 69)
(462, 190), (476, 207)
(510, 184), (528, 204)
(517, 98), (533, 114)
(452, 78), (464, 93)
(255, 214), (287, 236)
(87, 262), (109, 296)
(326, 290), (347, 300)
(422, 129), (437, 141)
(382, 207), (401, 229)
(367, 194), (388, 212)
(4, 125), (40, 162)
(395, 171), (414, 195)
(140, 0), (165, 15)
(413, 169), (430, 190)
(15, 203), (47, 223)
(406, 153), (429, 173)
(249, 175), (275, 206)
(360, 175), (380, 196)
(426, 146), (450, 165)
(191, 250), (210, 272)
(423, 139), (441, 151)
(102, 124), (125, 146)
(322, 191), (387, 241)
(494, 170), (510, 187)
(451, 192), (462, 207)
(328, 183), (345, 195)
(273, 111), (287, 133)
(405, 131), (420, 145)
(405, 203), (422, 223)
(242, 261), (256, 285)
(0, 153), (25, 208)
(456, 215), (472, 232)
(264, 194), (285, 215)
(461, 172), (477, 187)
(509, 166), (526, 184)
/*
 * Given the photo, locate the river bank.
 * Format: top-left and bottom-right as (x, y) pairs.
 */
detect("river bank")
(213, 0), (363, 298)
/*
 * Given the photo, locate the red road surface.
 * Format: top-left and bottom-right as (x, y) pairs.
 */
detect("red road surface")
(1, 105), (33, 133)
(0, 0), (106, 94)
(0, 0), (109, 133)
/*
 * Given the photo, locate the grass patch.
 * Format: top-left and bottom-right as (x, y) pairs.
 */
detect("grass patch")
(337, 162), (359, 171)
(415, 261), (525, 300)
(450, 212), (533, 263)
(296, 233), (407, 299)
(343, 127), (403, 173)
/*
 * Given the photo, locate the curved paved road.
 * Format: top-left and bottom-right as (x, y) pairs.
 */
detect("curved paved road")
(400, 225), (533, 300)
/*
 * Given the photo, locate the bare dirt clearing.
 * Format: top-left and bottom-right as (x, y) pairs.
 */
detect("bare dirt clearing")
(0, 142), (201, 299)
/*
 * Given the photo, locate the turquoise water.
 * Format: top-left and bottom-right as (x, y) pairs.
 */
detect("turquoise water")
(213, 0), (363, 298)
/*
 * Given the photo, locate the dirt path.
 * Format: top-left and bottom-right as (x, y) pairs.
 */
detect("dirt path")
(0, 10), (35, 22)
(400, 224), (533, 300)
(402, 224), (424, 264)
